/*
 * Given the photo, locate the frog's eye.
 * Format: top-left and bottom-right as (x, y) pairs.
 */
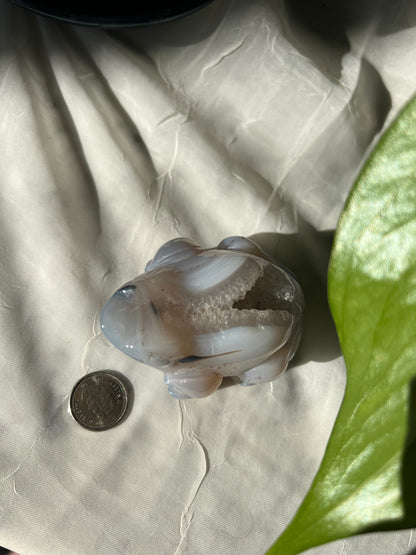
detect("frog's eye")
(115, 285), (136, 298)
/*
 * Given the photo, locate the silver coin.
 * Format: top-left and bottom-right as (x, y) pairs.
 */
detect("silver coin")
(70, 371), (128, 431)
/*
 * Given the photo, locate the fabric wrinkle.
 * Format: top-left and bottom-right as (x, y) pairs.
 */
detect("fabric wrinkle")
(199, 36), (249, 78)
(174, 402), (210, 553)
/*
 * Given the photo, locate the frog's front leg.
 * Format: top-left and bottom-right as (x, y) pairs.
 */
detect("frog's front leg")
(164, 369), (223, 399)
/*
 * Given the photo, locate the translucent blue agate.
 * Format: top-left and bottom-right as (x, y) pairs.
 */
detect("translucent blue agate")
(100, 237), (304, 399)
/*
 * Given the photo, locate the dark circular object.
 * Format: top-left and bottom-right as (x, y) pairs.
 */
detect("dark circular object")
(9, 1), (213, 27)
(70, 371), (129, 431)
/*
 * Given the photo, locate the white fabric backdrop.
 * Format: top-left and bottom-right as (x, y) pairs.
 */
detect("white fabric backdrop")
(0, 0), (416, 553)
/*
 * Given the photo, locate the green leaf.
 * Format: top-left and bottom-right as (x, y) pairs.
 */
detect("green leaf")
(267, 96), (416, 555)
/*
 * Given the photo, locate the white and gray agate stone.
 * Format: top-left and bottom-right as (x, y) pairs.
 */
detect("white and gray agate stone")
(100, 237), (304, 399)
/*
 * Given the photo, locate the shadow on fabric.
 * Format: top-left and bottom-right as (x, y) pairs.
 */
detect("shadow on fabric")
(377, 0), (416, 36)
(270, 0), (393, 81)
(219, 221), (338, 393)
(358, 375), (416, 550)
(250, 220), (339, 367)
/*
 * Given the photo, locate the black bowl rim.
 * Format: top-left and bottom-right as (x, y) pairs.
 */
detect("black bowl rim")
(9, 0), (214, 27)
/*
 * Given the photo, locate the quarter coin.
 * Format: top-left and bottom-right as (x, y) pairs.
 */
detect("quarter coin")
(70, 371), (128, 431)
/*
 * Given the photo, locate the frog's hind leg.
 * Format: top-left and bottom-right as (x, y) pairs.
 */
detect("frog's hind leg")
(164, 369), (223, 399)
(236, 349), (290, 386)
(237, 319), (303, 386)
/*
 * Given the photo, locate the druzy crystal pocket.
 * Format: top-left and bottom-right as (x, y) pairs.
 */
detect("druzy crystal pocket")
(100, 237), (304, 399)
